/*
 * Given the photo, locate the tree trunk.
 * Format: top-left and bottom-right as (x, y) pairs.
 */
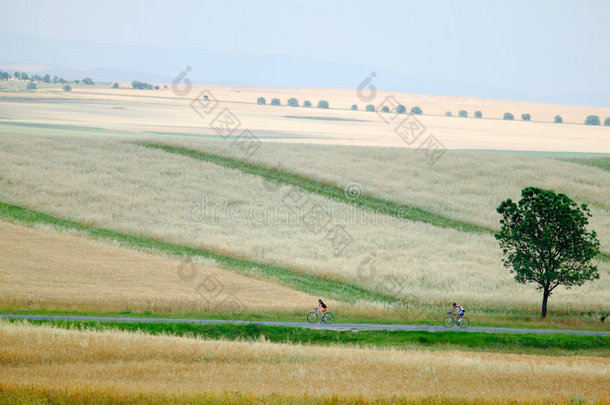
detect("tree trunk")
(541, 288), (550, 318)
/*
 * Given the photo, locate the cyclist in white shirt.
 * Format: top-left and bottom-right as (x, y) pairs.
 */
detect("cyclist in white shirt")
(448, 303), (465, 324)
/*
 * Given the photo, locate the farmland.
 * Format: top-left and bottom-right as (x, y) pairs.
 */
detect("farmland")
(1, 322), (608, 404)
(0, 84), (609, 403)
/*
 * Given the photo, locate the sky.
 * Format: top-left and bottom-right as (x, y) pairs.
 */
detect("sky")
(1, 0), (609, 106)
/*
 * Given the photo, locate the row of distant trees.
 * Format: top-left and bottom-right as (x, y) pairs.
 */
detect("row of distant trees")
(131, 80), (163, 90)
(0, 71), (97, 91)
(353, 104), (423, 115)
(501, 112), (609, 125)
(0, 71), (95, 86)
(257, 97), (426, 114)
(446, 110), (483, 118)
(0, 72), (167, 92)
(257, 97), (329, 109)
(255, 97), (610, 125)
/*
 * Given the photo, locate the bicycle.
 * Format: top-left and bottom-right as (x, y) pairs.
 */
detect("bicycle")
(443, 312), (469, 328)
(307, 308), (334, 324)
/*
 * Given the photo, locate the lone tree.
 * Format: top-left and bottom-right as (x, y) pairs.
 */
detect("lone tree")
(287, 97), (299, 107)
(63, 84), (72, 92)
(495, 187), (600, 318)
(317, 100), (329, 109)
(474, 111), (482, 118)
(503, 112), (514, 120)
(351, 104), (358, 111)
(445, 111), (452, 117)
(396, 105), (407, 114)
(303, 100), (312, 107)
(521, 113), (531, 121)
(381, 106), (390, 113)
(585, 115), (600, 125)
(271, 98), (281, 106)
(411, 106), (422, 115)
(554, 115), (563, 124)
(365, 104), (375, 112)
(604, 117), (610, 126)
(458, 110), (468, 118)
(257, 97), (266, 105)
(111, 82), (119, 89)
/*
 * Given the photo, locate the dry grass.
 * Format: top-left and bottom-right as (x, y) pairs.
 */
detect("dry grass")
(0, 220), (323, 314)
(1, 321), (608, 403)
(168, 138), (610, 248)
(0, 133), (608, 313)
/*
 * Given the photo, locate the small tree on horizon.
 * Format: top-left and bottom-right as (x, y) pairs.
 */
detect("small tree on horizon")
(111, 82), (119, 89)
(257, 97), (266, 105)
(287, 97), (299, 107)
(604, 117), (610, 126)
(411, 106), (422, 115)
(63, 84), (72, 92)
(381, 106), (390, 113)
(365, 104), (375, 112)
(503, 112), (514, 120)
(522, 113), (531, 121)
(351, 104), (358, 111)
(585, 115), (600, 125)
(271, 98), (281, 106)
(81, 77), (94, 85)
(396, 105), (407, 114)
(554, 115), (563, 124)
(474, 111), (482, 118)
(445, 111), (452, 117)
(303, 100), (312, 107)
(458, 110), (467, 118)
(317, 100), (329, 109)
(496, 187), (600, 318)
(26, 82), (37, 90)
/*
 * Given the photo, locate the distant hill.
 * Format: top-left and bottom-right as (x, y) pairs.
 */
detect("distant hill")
(1, 31), (608, 107)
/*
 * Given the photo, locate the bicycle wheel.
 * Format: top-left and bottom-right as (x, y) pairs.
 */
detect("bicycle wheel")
(457, 317), (469, 328)
(443, 316), (455, 328)
(322, 312), (334, 324)
(307, 311), (318, 323)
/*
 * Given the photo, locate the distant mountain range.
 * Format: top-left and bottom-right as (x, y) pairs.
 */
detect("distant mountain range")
(1, 32), (607, 107)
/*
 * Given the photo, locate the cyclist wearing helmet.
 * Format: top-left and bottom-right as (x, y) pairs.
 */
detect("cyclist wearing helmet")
(448, 303), (465, 324)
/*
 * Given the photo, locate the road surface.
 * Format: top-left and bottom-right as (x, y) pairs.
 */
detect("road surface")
(1, 314), (608, 336)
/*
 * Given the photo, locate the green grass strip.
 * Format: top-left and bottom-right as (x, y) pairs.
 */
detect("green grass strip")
(0, 202), (395, 305)
(22, 320), (610, 357)
(560, 156), (610, 173)
(141, 143), (493, 234)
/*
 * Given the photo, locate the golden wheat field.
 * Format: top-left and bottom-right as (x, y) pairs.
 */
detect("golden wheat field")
(0, 220), (328, 314)
(1, 322), (608, 403)
(0, 132), (608, 314)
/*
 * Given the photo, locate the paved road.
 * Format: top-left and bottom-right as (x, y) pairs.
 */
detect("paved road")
(2, 314), (608, 336)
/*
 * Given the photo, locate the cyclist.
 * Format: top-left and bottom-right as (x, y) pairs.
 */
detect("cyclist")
(315, 299), (328, 321)
(448, 303), (465, 324)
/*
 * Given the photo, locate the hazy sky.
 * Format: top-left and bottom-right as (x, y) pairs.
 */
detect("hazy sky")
(1, 0), (609, 105)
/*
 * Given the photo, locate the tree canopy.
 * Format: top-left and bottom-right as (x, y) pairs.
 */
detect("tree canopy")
(495, 187), (600, 317)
